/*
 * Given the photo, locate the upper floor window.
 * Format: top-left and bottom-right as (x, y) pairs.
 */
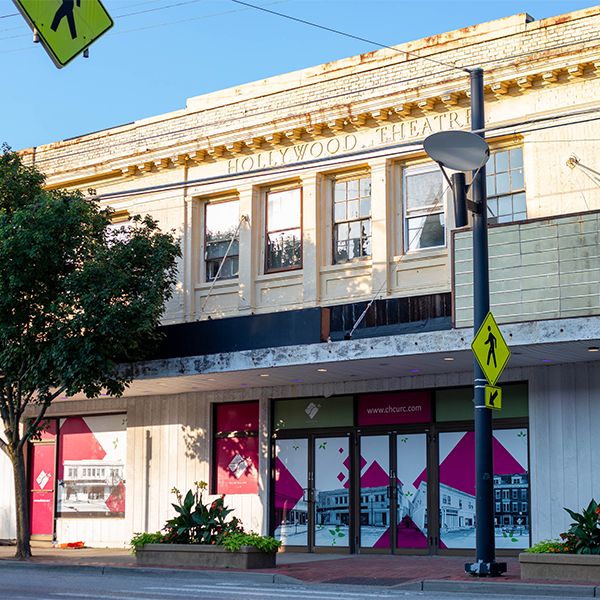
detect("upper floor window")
(333, 176), (371, 263)
(205, 200), (240, 282)
(404, 166), (445, 252)
(265, 187), (302, 273)
(487, 147), (526, 224)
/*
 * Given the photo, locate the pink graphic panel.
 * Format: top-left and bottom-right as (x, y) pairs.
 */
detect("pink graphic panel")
(215, 401), (259, 433)
(30, 491), (54, 535)
(358, 392), (432, 426)
(215, 436), (258, 494)
(37, 419), (57, 441)
(30, 443), (56, 535)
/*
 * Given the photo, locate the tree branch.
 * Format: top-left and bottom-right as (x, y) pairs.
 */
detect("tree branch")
(0, 435), (8, 458)
(18, 386), (66, 451)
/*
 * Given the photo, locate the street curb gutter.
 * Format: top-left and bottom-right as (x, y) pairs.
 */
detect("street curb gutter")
(0, 560), (302, 585)
(421, 579), (599, 597)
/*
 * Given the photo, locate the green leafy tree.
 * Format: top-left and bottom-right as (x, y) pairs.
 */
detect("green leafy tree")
(0, 148), (180, 559)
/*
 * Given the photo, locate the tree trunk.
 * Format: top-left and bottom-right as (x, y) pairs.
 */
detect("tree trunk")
(11, 447), (32, 559)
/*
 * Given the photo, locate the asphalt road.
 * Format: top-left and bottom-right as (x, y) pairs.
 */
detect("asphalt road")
(0, 565), (591, 600)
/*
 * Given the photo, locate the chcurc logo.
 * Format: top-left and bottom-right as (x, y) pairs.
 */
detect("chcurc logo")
(305, 402), (321, 419)
(228, 453), (250, 479)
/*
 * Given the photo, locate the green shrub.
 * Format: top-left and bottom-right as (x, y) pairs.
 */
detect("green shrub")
(561, 499), (600, 554)
(130, 481), (282, 555)
(222, 531), (281, 554)
(525, 539), (567, 554)
(130, 531), (165, 554)
(164, 482), (242, 545)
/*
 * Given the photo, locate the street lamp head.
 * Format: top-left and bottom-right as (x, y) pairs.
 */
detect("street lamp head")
(423, 130), (490, 172)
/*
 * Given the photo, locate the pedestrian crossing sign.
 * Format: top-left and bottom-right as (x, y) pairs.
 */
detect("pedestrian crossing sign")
(471, 312), (511, 386)
(13, 0), (113, 68)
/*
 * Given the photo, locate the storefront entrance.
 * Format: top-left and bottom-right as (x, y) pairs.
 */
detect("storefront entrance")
(271, 385), (530, 555)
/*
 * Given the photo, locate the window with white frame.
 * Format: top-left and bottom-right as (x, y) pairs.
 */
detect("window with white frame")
(486, 147), (526, 224)
(333, 175), (371, 263)
(403, 166), (445, 252)
(265, 187), (302, 272)
(204, 200), (240, 282)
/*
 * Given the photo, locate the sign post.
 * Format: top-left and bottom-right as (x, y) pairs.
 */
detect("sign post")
(13, 0), (113, 68)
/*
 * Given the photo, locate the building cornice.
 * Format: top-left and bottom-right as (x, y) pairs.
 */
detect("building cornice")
(40, 57), (599, 192)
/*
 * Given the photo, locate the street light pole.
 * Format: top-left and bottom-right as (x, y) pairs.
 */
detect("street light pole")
(422, 70), (507, 576)
(467, 67), (506, 577)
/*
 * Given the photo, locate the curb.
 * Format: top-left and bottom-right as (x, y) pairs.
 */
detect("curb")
(421, 579), (600, 597)
(0, 560), (302, 585)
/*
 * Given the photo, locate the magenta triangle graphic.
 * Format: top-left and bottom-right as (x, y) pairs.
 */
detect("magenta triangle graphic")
(274, 457), (304, 510)
(397, 515), (428, 548)
(58, 417), (107, 479)
(373, 527), (391, 549)
(413, 432), (525, 496)
(361, 461), (389, 488)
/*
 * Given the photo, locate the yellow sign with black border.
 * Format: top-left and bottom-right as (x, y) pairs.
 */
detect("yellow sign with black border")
(485, 385), (502, 410)
(13, 0), (113, 68)
(471, 312), (511, 386)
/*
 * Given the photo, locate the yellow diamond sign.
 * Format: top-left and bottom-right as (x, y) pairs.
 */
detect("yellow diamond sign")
(471, 312), (511, 386)
(485, 385), (502, 411)
(13, 0), (113, 68)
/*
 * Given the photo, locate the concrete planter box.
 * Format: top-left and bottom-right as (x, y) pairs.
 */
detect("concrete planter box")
(519, 552), (600, 582)
(136, 544), (276, 569)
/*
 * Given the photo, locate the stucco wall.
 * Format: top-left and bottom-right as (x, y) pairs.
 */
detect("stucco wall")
(0, 442), (15, 541)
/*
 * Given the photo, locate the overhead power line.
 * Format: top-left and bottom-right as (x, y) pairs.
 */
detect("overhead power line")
(229, 0), (468, 74)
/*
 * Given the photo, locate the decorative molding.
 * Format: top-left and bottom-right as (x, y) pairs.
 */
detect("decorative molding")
(516, 75), (534, 92)
(43, 58), (600, 188)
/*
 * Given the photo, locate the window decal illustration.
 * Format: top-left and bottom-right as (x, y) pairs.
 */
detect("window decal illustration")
(57, 415), (126, 517)
(274, 438), (308, 546)
(435, 429), (529, 549)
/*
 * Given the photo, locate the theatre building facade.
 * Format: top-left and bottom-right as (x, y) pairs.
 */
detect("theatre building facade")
(1, 7), (600, 554)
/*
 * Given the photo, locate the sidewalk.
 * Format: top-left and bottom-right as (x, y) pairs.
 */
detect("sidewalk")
(0, 546), (598, 596)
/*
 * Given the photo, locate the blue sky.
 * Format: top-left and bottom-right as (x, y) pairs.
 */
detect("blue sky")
(2, 0), (598, 150)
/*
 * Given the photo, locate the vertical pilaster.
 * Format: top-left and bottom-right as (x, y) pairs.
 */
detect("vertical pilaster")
(301, 173), (322, 305)
(237, 184), (257, 313)
(369, 158), (391, 297)
(182, 164), (195, 321)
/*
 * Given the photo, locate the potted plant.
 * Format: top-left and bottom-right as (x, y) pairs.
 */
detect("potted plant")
(519, 499), (600, 582)
(131, 482), (280, 569)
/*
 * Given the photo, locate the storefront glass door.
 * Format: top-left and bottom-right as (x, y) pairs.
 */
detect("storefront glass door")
(396, 433), (428, 550)
(273, 438), (309, 547)
(359, 435), (391, 549)
(314, 436), (350, 548)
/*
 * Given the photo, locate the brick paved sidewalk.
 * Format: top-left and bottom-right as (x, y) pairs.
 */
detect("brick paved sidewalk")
(0, 546), (593, 589)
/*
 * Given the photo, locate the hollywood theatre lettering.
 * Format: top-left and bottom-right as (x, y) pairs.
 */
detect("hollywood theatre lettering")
(228, 109), (470, 174)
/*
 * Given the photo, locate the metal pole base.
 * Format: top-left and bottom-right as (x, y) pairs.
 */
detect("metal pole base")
(465, 560), (507, 577)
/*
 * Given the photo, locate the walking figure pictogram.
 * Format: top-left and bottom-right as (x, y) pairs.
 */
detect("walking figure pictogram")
(484, 325), (497, 368)
(51, 0), (80, 40)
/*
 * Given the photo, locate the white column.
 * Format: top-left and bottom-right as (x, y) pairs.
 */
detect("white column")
(301, 173), (321, 306)
(237, 184), (258, 313)
(369, 157), (391, 297)
(182, 164), (195, 321)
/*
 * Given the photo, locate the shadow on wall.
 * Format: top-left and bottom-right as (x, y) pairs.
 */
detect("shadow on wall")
(181, 424), (207, 461)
